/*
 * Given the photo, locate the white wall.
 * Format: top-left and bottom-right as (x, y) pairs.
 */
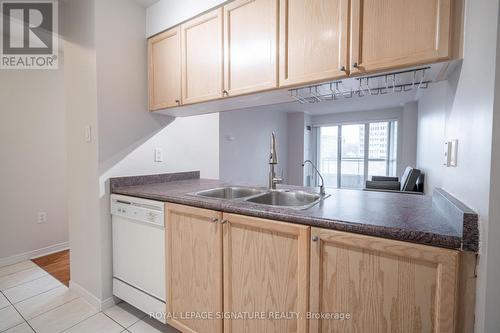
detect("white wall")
(219, 108), (286, 186)
(415, 0), (500, 331)
(287, 113), (307, 186)
(96, 0), (219, 181)
(401, 101), (418, 172)
(100, 115), (219, 183)
(96, 0), (161, 165)
(416, 82), (448, 193)
(0, 40), (67, 261)
(312, 107), (418, 177)
(63, 0), (102, 299)
(146, 0), (226, 37)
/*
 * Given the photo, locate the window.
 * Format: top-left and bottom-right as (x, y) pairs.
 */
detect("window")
(317, 120), (398, 189)
(317, 126), (338, 188)
(340, 124), (365, 189)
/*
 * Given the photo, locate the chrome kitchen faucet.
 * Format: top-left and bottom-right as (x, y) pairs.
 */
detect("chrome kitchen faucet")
(269, 132), (283, 190)
(302, 159), (326, 195)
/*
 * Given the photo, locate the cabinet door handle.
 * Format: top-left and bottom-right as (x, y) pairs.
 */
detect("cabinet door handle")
(223, 90), (229, 96)
(312, 236), (319, 242)
(209, 217), (218, 223)
(220, 219), (229, 225)
(175, 99), (180, 106)
(352, 62), (359, 69)
(339, 66), (346, 72)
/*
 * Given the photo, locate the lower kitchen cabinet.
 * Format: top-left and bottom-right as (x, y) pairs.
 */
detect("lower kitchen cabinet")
(165, 204), (464, 333)
(309, 227), (459, 333)
(222, 213), (310, 333)
(165, 203), (223, 333)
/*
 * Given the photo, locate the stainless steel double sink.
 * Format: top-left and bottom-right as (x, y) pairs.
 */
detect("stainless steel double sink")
(192, 186), (328, 210)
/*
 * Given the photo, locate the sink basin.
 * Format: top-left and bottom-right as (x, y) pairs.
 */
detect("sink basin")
(193, 187), (328, 210)
(194, 187), (265, 199)
(245, 190), (325, 209)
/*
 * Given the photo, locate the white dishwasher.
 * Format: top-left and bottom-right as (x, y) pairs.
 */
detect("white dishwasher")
(111, 194), (166, 323)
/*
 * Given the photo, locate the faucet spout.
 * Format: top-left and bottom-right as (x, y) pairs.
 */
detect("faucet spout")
(302, 160), (325, 195)
(269, 132), (278, 165)
(269, 133), (282, 189)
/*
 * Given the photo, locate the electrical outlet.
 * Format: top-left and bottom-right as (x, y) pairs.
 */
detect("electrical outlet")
(37, 212), (47, 224)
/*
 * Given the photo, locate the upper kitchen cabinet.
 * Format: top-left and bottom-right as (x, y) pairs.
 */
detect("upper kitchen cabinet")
(350, 0), (454, 74)
(279, 0), (349, 87)
(148, 27), (181, 111)
(223, 0), (279, 96)
(148, 0), (463, 114)
(181, 8), (224, 105)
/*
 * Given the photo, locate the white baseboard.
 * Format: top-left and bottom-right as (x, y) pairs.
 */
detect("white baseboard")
(69, 281), (117, 311)
(0, 242), (69, 268)
(101, 295), (119, 311)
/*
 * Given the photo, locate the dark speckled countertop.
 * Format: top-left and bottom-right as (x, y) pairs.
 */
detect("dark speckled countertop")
(110, 171), (478, 251)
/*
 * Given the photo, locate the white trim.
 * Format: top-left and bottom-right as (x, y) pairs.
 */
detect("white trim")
(69, 281), (118, 311)
(69, 281), (101, 309)
(101, 295), (119, 311)
(0, 242), (69, 268)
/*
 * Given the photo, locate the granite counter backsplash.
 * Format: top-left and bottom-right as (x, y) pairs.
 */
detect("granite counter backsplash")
(110, 171), (478, 252)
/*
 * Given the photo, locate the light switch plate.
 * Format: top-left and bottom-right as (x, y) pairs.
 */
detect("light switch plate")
(450, 140), (458, 167)
(84, 125), (92, 143)
(154, 148), (163, 162)
(444, 141), (452, 167)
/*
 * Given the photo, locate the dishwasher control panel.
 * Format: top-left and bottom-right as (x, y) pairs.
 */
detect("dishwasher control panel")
(111, 194), (165, 227)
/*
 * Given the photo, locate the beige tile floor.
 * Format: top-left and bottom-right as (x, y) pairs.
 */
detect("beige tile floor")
(0, 261), (178, 333)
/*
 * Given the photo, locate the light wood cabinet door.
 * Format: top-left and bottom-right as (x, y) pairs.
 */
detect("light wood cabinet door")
(165, 203), (223, 333)
(181, 8), (223, 105)
(223, 0), (278, 96)
(222, 213), (310, 333)
(148, 27), (181, 111)
(350, 0), (453, 74)
(309, 228), (459, 333)
(279, 0), (349, 87)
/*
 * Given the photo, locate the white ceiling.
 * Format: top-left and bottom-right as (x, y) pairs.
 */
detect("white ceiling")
(135, 0), (159, 8)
